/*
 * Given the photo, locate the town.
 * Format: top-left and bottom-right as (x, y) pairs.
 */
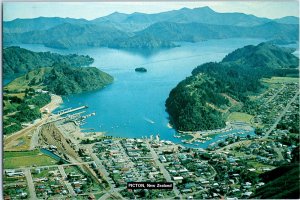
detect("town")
(3, 77), (299, 200)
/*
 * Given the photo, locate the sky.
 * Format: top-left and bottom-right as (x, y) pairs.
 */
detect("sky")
(3, 1), (299, 21)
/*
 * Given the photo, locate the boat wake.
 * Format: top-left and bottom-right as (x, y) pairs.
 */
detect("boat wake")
(144, 117), (155, 124)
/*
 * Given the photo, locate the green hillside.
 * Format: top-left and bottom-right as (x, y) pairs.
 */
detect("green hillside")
(166, 43), (299, 131)
(5, 64), (113, 95)
(3, 46), (94, 78)
(222, 42), (299, 68)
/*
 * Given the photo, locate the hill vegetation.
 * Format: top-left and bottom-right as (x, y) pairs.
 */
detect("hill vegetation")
(5, 64), (113, 95)
(166, 43), (299, 131)
(3, 46), (94, 78)
(251, 163), (299, 199)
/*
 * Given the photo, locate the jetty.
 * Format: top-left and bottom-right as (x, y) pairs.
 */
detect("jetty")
(57, 106), (88, 116)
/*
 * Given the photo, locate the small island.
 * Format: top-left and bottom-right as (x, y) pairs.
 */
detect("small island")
(135, 67), (147, 73)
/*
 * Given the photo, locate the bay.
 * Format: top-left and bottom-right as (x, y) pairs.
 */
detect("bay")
(13, 38), (265, 148)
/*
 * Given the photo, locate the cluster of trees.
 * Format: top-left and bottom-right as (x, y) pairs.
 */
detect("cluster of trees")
(3, 46), (94, 78)
(277, 112), (299, 134)
(166, 73), (228, 131)
(3, 92), (51, 134)
(166, 43), (299, 131)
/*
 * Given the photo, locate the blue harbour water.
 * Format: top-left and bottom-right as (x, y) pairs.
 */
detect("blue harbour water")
(13, 38), (266, 148)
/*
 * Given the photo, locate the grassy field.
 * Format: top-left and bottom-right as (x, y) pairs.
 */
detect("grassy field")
(227, 112), (254, 124)
(10, 135), (32, 151)
(4, 150), (57, 169)
(64, 165), (82, 175)
(231, 150), (248, 157)
(262, 76), (299, 84)
(4, 67), (50, 92)
(31, 167), (56, 179)
(6, 92), (26, 99)
(94, 193), (105, 199)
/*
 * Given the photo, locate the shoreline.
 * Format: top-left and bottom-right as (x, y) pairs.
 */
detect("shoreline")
(40, 94), (63, 114)
(167, 123), (173, 129)
(57, 121), (106, 143)
(175, 122), (254, 144)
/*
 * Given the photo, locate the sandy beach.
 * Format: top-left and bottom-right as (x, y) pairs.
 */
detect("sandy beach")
(40, 94), (63, 113)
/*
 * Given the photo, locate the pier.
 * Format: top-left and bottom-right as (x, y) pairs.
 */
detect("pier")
(57, 106), (88, 116)
(46, 106), (90, 124)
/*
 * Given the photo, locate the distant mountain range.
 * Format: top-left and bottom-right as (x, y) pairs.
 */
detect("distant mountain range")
(3, 7), (299, 49)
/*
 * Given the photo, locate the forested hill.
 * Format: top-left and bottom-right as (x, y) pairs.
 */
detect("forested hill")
(222, 42), (299, 68)
(165, 43), (299, 131)
(4, 64), (113, 95)
(3, 46), (94, 78)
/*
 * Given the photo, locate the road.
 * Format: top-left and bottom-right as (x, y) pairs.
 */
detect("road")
(87, 142), (126, 200)
(29, 125), (42, 150)
(99, 187), (125, 200)
(264, 85), (285, 104)
(86, 144), (113, 188)
(145, 141), (181, 198)
(58, 165), (76, 196)
(4, 95), (62, 151)
(24, 168), (37, 200)
(263, 91), (299, 139)
(5, 161), (94, 171)
(4, 118), (47, 150)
